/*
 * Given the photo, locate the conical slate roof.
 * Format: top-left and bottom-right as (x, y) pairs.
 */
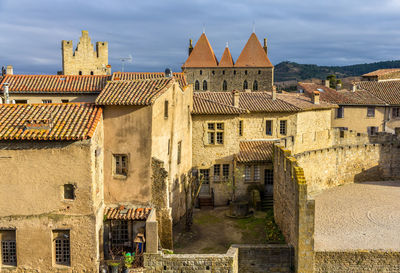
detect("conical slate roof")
(219, 46), (234, 67)
(182, 33), (218, 68)
(235, 33), (273, 68)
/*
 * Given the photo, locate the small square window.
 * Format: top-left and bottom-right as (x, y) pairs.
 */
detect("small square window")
(336, 107), (344, 118)
(1, 230), (17, 266)
(61, 99), (69, 103)
(114, 154), (128, 176)
(53, 230), (70, 266)
(392, 107), (400, 118)
(64, 184), (75, 200)
(217, 123), (224, 130)
(208, 123), (215, 130)
(367, 107), (375, 117)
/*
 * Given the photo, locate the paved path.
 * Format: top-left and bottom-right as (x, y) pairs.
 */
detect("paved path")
(314, 181), (400, 251)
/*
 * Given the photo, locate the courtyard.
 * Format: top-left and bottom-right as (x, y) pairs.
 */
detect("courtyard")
(173, 207), (274, 254)
(314, 181), (400, 251)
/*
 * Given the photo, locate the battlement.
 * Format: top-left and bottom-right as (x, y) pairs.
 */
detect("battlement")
(62, 30), (111, 76)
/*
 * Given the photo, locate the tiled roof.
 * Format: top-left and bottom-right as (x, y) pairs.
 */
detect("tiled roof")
(235, 33), (273, 68)
(0, 75), (110, 93)
(182, 33), (218, 68)
(219, 46), (234, 67)
(298, 82), (385, 105)
(96, 78), (173, 106)
(236, 140), (274, 163)
(358, 80), (400, 105)
(0, 103), (102, 141)
(192, 95), (247, 115)
(275, 92), (336, 110)
(112, 72), (187, 89)
(239, 92), (301, 112)
(362, 69), (400, 77)
(104, 207), (152, 221)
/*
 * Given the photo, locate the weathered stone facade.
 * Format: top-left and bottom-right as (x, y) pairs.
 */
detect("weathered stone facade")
(62, 30), (111, 75)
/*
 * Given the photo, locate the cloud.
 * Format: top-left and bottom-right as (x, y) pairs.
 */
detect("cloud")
(0, 0), (399, 74)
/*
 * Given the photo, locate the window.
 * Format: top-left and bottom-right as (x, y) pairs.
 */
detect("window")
(253, 80), (258, 91)
(222, 70), (225, 75)
(114, 154), (128, 176)
(1, 230), (16, 266)
(222, 80), (227, 91)
(336, 106), (344, 118)
(367, 107), (375, 117)
(79, 71), (82, 75)
(110, 221), (128, 246)
(14, 100), (27, 104)
(244, 166), (251, 181)
(243, 80), (248, 90)
(266, 120), (273, 136)
(64, 184), (75, 200)
(207, 122), (224, 145)
(199, 169), (210, 184)
(177, 141), (182, 165)
(212, 70), (215, 75)
(195, 80), (200, 91)
(222, 164), (229, 179)
(392, 107), (400, 118)
(53, 230), (70, 266)
(42, 100), (52, 104)
(90, 71), (94, 75)
(164, 100), (169, 118)
(199, 70), (202, 75)
(167, 139), (170, 155)
(61, 99), (69, 103)
(254, 166), (260, 181)
(368, 126), (379, 136)
(213, 164), (221, 181)
(203, 80), (208, 91)
(234, 70), (236, 75)
(245, 70), (248, 75)
(280, 120), (287, 135)
(258, 70), (261, 75)
(239, 120), (243, 136)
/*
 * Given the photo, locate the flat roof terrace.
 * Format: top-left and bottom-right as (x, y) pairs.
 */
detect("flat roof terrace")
(314, 181), (400, 251)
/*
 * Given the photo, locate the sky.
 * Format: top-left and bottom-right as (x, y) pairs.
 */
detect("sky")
(1, 0), (400, 74)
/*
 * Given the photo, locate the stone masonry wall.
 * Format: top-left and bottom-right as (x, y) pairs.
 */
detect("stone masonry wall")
(234, 244), (293, 273)
(314, 251), (400, 272)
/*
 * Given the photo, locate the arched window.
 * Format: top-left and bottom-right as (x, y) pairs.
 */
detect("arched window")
(195, 80), (200, 91)
(199, 70), (203, 75)
(203, 80), (208, 91)
(222, 80), (228, 91)
(243, 80), (248, 90)
(258, 70), (261, 75)
(233, 70), (236, 75)
(90, 71), (94, 75)
(245, 70), (248, 75)
(222, 70), (225, 75)
(253, 80), (258, 91)
(78, 71), (82, 75)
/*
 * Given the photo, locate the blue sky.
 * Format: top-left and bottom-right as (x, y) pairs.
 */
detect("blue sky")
(1, 0), (400, 74)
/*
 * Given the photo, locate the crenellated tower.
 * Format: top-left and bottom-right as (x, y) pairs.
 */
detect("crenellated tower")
(61, 30), (111, 75)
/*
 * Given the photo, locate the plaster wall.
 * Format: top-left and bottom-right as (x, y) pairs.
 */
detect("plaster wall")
(8, 94), (97, 104)
(332, 106), (385, 133)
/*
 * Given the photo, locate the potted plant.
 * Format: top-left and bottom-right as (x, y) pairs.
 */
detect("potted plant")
(122, 252), (134, 273)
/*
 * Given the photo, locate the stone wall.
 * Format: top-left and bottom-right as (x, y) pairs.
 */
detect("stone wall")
(314, 251), (400, 272)
(234, 244), (293, 273)
(143, 246), (238, 273)
(273, 145), (314, 273)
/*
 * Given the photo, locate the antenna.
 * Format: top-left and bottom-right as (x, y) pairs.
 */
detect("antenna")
(119, 54), (133, 72)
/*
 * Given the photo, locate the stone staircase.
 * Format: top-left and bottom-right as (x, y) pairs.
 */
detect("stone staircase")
(261, 193), (273, 211)
(199, 196), (214, 209)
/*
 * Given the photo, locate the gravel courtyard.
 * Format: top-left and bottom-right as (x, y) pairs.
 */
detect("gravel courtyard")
(314, 181), (400, 251)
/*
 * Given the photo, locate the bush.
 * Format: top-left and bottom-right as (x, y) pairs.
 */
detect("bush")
(265, 209), (285, 243)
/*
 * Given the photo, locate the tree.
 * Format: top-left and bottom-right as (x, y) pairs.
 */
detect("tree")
(182, 170), (205, 231)
(326, 74), (342, 89)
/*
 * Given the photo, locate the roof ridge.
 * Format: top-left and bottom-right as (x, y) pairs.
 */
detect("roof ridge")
(193, 94), (248, 112)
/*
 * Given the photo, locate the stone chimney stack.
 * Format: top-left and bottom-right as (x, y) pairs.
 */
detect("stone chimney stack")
(6, 65), (13, 75)
(263, 38), (268, 55)
(324, 79), (330, 88)
(272, 85), (277, 100)
(312, 91), (320, 105)
(233, 91), (240, 107)
(189, 39), (193, 56)
(352, 83), (357, 92)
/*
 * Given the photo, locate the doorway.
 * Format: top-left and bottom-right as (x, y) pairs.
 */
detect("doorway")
(264, 169), (273, 194)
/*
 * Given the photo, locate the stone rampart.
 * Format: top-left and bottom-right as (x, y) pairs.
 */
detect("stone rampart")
(314, 250), (400, 272)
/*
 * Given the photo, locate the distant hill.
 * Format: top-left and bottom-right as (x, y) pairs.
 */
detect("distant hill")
(274, 60), (400, 82)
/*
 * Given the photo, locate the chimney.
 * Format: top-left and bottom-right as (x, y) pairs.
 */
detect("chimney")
(6, 65), (13, 75)
(263, 38), (268, 55)
(352, 83), (357, 92)
(336, 83), (342, 91)
(312, 91), (320, 104)
(324, 79), (330, 88)
(272, 85), (277, 100)
(233, 91), (240, 107)
(3, 83), (9, 104)
(188, 39), (193, 56)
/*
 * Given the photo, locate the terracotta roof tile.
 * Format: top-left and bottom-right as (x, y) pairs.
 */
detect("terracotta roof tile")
(0, 103), (102, 141)
(219, 46), (234, 67)
(362, 69), (400, 77)
(112, 72), (187, 89)
(104, 207), (152, 221)
(236, 140), (274, 163)
(235, 33), (273, 68)
(358, 80), (400, 105)
(182, 33), (218, 68)
(96, 78), (173, 106)
(0, 75), (110, 93)
(192, 95), (247, 115)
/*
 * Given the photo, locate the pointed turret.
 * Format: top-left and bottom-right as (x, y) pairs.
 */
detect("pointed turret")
(219, 43), (234, 67)
(182, 33), (218, 68)
(235, 33), (273, 67)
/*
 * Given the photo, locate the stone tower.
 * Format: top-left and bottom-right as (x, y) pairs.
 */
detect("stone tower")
(62, 30), (111, 75)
